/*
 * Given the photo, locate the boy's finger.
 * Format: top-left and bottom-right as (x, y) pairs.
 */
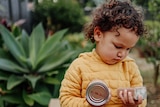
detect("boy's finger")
(128, 92), (134, 104)
(119, 91), (126, 104)
(124, 89), (128, 103)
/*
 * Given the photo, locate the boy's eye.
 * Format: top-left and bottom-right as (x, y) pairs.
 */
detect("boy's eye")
(115, 45), (122, 49)
(114, 44), (132, 51)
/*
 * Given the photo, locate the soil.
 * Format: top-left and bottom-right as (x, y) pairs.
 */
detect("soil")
(129, 49), (160, 107)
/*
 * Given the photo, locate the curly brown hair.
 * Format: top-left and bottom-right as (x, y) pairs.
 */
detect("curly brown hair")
(83, 0), (147, 43)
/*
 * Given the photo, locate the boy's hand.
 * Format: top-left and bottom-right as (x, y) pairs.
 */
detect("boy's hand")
(119, 89), (143, 107)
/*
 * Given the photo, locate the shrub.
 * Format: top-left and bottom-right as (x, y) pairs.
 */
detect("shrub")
(0, 23), (78, 107)
(32, 0), (86, 34)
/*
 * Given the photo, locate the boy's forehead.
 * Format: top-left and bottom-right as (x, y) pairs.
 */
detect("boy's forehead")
(113, 28), (139, 46)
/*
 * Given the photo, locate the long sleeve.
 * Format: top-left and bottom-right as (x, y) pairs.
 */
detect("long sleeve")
(59, 60), (90, 107)
(128, 61), (147, 107)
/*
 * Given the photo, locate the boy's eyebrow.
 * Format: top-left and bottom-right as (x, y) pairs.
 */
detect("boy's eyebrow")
(114, 42), (135, 48)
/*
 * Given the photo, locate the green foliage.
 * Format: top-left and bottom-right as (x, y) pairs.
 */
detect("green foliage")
(137, 21), (160, 63)
(32, 0), (86, 33)
(64, 33), (94, 51)
(136, 20), (160, 86)
(132, 0), (149, 8)
(0, 23), (79, 107)
(148, 0), (160, 20)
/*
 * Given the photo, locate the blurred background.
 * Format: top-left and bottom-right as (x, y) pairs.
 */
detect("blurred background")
(0, 0), (160, 107)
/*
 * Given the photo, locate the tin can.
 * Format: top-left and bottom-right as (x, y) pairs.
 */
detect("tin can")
(134, 86), (147, 100)
(86, 80), (111, 106)
(117, 86), (147, 100)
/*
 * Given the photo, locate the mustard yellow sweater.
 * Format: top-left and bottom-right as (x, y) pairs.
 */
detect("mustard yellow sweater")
(59, 49), (146, 107)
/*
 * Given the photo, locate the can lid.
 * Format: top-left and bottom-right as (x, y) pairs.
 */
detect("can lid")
(86, 80), (110, 106)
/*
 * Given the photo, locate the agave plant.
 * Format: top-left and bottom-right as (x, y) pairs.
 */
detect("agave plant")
(0, 23), (77, 107)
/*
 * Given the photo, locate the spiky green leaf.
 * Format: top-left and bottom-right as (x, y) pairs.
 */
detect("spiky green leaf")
(28, 92), (52, 106)
(0, 24), (27, 67)
(46, 70), (59, 76)
(29, 23), (45, 69)
(36, 29), (68, 65)
(7, 75), (25, 90)
(24, 75), (42, 89)
(0, 59), (28, 73)
(2, 94), (23, 104)
(21, 30), (29, 57)
(38, 50), (75, 72)
(23, 90), (34, 106)
(43, 77), (60, 85)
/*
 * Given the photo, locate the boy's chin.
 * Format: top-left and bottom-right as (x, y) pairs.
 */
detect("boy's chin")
(105, 60), (121, 65)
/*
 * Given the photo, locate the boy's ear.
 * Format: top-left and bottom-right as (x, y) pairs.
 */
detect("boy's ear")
(94, 27), (103, 41)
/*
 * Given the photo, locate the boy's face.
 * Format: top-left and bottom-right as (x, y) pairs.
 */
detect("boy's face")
(94, 27), (139, 64)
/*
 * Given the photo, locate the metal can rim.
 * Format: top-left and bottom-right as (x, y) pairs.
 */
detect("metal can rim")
(86, 80), (111, 106)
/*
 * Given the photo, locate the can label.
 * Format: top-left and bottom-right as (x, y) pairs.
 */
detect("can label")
(86, 80), (111, 106)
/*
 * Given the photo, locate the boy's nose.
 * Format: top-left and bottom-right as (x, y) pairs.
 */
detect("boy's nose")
(117, 52), (122, 58)
(117, 51), (126, 58)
